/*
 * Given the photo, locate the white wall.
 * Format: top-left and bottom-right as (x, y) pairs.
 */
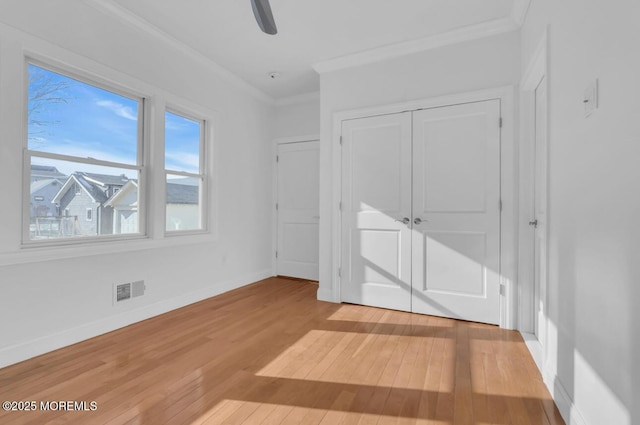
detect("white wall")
(521, 1), (640, 424)
(317, 31), (521, 301)
(0, 1), (275, 367)
(274, 97), (320, 139)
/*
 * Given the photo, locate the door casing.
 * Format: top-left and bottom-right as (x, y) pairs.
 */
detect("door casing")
(518, 29), (550, 368)
(330, 87), (516, 329)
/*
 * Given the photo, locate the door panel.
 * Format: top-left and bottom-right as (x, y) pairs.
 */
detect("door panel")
(411, 100), (501, 324)
(341, 113), (412, 311)
(276, 141), (319, 280)
(423, 232), (486, 296)
(421, 113), (488, 213)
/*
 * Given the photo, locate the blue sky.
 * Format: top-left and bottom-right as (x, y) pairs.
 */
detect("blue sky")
(165, 111), (201, 174)
(29, 64), (200, 176)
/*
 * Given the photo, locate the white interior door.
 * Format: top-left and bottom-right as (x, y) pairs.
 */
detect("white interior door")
(533, 77), (548, 341)
(411, 100), (502, 324)
(340, 100), (502, 324)
(276, 141), (320, 280)
(341, 113), (412, 311)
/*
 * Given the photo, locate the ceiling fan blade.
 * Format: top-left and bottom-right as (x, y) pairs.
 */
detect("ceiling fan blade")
(251, 0), (278, 35)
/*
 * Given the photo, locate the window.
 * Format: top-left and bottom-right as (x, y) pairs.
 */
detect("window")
(26, 62), (144, 242)
(164, 110), (205, 232)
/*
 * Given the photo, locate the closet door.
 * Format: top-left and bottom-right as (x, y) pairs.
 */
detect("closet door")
(411, 100), (501, 324)
(341, 113), (412, 311)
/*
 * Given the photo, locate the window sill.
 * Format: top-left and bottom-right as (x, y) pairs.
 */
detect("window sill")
(0, 232), (216, 267)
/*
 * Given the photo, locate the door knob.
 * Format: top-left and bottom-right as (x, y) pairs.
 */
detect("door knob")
(395, 217), (410, 225)
(529, 219), (538, 227)
(414, 217), (427, 225)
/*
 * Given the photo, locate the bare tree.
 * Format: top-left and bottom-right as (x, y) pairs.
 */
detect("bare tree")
(28, 65), (74, 142)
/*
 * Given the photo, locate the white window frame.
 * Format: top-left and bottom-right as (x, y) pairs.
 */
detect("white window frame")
(22, 58), (147, 247)
(164, 107), (208, 236)
(85, 208), (93, 222)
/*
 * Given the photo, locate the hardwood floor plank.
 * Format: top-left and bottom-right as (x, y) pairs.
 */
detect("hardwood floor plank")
(0, 278), (564, 425)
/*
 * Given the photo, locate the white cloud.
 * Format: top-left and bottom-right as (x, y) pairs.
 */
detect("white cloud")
(96, 100), (137, 121)
(166, 152), (200, 173)
(29, 136), (48, 144)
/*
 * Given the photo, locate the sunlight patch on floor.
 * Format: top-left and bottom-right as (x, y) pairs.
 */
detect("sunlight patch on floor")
(255, 329), (451, 385)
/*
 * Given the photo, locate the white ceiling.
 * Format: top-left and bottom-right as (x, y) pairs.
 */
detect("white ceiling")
(104, 0), (521, 101)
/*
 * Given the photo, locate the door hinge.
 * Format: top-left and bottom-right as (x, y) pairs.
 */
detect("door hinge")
(499, 199), (502, 211)
(500, 284), (505, 296)
(339, 136), (343, 145)
(499, 117), (503, 128)
(276, 203), (279, 211)
(338, 267), (341, 277)
(276, 155), (279, 163)
(339, 201), (342, 211)
(275, 251), (278, 259)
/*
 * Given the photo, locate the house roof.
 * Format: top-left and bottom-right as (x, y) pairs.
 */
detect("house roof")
(52, 172), (131, 204)
(82, 172), (130, 187)
(52, 172), (197, 206)
(30, 178), (62, 194)
(104, 180), (138, 207)
(105, 180), (198, 206)
(166, 182), (198, 205)
(31, 165), (66, 179)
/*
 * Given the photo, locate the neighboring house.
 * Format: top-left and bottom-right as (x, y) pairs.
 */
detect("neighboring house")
(103, 180), (138, 234)
(30, 178), (63, 218)
(29, 165), (67, 218)
(105, 178), (199, 233)
(51, 172), (130, 236)
(166, 180), (199, 231)
(29, 166), (67, 239)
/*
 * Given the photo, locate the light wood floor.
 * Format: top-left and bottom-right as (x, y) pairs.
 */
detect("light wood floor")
(0, 277), (565, 425)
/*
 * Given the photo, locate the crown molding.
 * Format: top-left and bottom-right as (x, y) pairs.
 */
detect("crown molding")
(275, 91), (320, 107)
(313, 17), (519, 74)
(511, 0), (532, 27)
(83, 0), (275, 105)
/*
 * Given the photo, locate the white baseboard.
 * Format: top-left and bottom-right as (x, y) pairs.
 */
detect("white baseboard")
(0, 269), (272, 369)
(520, 331), (589, 425)
(520, 331), (544, 370)
(551, 375), (588, 425)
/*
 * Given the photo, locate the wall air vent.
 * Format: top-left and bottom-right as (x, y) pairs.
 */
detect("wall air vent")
(116, 283), (131, 302)
(114, 280), (145, 304)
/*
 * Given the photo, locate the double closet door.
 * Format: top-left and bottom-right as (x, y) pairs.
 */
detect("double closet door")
(340, 100), (501, 325)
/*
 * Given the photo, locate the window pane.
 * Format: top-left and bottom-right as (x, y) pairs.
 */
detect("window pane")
(29, 157), (139, 240)
(166, 174), (201, 231)
(165, 111), (201, 173)
(28, 64), (139, 165)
